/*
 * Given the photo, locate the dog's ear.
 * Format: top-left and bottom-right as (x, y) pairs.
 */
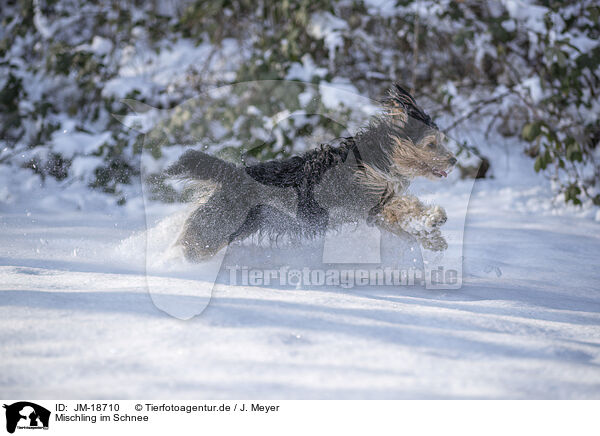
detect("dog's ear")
(383, 84), (438, 129)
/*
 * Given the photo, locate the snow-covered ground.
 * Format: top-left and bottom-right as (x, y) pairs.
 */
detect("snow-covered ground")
(2, 0), (599, 401)
(1, 143), (599, 399)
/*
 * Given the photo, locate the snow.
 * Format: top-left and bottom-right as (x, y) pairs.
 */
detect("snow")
(319, 79), (379, 119)
(519, 76), (544, 104)
(103, 38), (244, 100)
(51, 130), (111, 159)
(76, 36), (114, 57)
(502, 0), (548, 32)
(286, 55), (328, 82)
(1, 138), (599, 399)
(307, 12), (348, 63)
(1, 3), (599, 397)
(363, 0), (399, 18)
(33, 0), (54, 39)
(70, 155), (104, 179)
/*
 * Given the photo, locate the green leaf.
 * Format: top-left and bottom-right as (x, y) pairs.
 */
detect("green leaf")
(543, 149), (553, 166)
(566, 143), (582, 162)
(522, 122), (541, 142)
(534, 155), (544, 172)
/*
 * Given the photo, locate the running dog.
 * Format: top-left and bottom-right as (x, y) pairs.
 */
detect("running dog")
(167, 84), (456, 260)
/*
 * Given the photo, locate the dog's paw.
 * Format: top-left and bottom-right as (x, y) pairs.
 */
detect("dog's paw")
(424, 205), (447, 229)
(419, 230), (448, 251)
(287, 270), (303, 288)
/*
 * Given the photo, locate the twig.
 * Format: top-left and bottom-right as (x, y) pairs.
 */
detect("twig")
(484, 109), (502, 139)
(443, 92), (511, 133)
(410, 2), (420, 95)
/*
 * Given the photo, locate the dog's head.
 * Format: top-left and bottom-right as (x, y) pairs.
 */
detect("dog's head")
(382, 84), (456, 180)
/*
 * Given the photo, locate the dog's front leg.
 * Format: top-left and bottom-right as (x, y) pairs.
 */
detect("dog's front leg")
(381, 194), (447, 230)
(374, 194), (448, 251)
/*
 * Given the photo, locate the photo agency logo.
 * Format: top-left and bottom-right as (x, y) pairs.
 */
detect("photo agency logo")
(226, 266), (459, 289)
(3, 402), (50, 433)
(116, 80), (480, 319)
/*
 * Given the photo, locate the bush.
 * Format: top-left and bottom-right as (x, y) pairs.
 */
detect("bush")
(0, 0), (598, 205)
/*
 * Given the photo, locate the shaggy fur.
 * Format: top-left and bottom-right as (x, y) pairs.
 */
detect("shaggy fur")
(167, 84), (456, 260)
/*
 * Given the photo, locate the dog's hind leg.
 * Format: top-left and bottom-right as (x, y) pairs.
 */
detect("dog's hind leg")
(177, 189), (255, 261)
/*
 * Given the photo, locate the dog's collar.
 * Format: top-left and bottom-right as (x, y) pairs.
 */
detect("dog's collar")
(345, 137), (366, 173)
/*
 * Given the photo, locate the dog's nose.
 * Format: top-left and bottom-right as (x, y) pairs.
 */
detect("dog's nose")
(448, 157), (457, 165)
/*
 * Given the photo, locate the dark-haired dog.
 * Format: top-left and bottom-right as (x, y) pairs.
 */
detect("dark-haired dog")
(167, 84), (457, 261)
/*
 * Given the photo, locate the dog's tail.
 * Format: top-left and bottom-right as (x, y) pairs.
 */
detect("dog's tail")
(166, 149), (239, 183)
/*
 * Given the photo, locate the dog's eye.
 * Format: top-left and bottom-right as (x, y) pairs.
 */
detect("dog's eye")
(427, 142), (436, 149)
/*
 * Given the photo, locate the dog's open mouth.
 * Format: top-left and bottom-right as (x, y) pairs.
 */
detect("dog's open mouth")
(431, 168), (448, 178)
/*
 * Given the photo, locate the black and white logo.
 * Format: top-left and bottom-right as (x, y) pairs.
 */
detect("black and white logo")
(3, 402), (50, 434)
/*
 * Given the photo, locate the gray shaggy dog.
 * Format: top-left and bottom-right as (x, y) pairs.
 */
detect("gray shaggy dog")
(167, 84), (457, 261)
